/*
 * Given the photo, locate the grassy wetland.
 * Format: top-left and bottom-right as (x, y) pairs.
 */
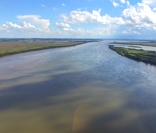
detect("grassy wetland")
(0, 40), (90, 57)
(109, 45), (156, 65)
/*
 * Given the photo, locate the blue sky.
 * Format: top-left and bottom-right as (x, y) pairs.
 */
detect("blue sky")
(0, 0), (156, 39)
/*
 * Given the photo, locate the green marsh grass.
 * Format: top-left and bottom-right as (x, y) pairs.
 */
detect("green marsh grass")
(109, 45), (156, 65)
(0, 42), (85, 57)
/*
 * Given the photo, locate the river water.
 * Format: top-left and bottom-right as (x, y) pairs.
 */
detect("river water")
(0, 41), (156, 133)
(115, 44), (156, 51)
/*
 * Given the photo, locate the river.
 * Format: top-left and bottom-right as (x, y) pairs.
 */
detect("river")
(0, 41), (156, 133)
(114, 44), (156, 51)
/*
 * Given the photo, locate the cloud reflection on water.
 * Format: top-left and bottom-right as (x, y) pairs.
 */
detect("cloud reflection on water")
(0, 42), (156, 133)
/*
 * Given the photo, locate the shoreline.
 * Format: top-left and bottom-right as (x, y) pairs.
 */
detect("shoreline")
(0, 41), (90, 57)
(110, 41), (156, 47)
(109, 45), (156, 65)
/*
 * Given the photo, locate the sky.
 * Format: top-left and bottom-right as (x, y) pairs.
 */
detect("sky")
(0, 0), (156, 39)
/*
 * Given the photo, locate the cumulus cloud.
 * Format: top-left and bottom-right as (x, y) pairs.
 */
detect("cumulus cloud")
(0, 15), (52, 37)
(22, 22), (36, 29)
(56, 22), (71, 31)
(85, 27), (115, 36)
(0, 24), (10, 32)
(122, 3), (156, 27)
(17, 15), (50, 29)
(0, 21), (38, 32)
(6, 22), (21, 29)
(110, 0), (120, 7)
(142, 0), (156, 5)
(127, 1), (130, 6)
(0, 14), (116, 38)
(60, 9), (125, 25)
(123, 28), (141, 34)
(54, 26), (116, 37)
(120, 0), (126, 4)
(2, 2), (156, 38)
(58, 4), (156, 37)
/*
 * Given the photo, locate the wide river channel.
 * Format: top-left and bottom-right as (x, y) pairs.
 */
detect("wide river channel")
(0, 41), (156, 133)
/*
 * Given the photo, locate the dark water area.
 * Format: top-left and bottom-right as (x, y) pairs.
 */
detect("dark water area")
(0, 41), (156, 133)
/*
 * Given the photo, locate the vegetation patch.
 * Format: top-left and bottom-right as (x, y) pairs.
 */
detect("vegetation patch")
(109, 45), (156, 65)
(0, 42), (87, 57)
(110, 41), (156, 47)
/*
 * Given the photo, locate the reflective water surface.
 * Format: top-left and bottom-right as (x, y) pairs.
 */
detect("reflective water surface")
(0, 41), (156, 133)
(115, 44), (156, 51)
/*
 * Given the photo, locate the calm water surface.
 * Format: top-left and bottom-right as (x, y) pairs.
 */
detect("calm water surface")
(0, 41), (156, 133)
(115, 44), (156, 51)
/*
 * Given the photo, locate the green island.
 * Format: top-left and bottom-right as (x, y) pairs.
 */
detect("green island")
(0, 39), (92, 57)
(109, 45), (156, 65)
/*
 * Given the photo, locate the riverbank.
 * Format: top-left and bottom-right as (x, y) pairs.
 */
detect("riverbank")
(0, 41), (87, 57)
(110, 41), (156, 47)
(109, 45), (156, 65)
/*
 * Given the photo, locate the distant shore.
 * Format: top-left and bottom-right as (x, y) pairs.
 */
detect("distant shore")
(110, 41), (156, 47)
(109, 45), (156, 65)
(0, 41), (90, 57)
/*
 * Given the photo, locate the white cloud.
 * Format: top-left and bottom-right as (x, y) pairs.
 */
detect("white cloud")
(113, 1), (120, 7)
(2, 3), (156, 38)
(62, 3), (66, 6)
(153, 26), (156, 30)
(110, 0), (120, 7)
(127, 1), (130, 6)
(22, 22), (36, 29)
(142, 0), (156, 5)
(153, 7), (156, 10)
(86, 27), (115, 36)
(17, 15), (50, 29)
(6, 22), (21, 29)
(0, 14), (116, 38)
(0, 15), (52, 37)
(54, 26), (116, 37)
(120, 0), (126, 4)
(0, 24), (10, 32)
(56, 22), (72, 31)
(0, 21), (38, 32)
(123, 28), (141, 34)
(77, 28), (85, 34)
(122, 3), (156, 27)
(133, 31), (141, 34)
(60, 9), (125, 25)
(58, 4), (156, 37)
